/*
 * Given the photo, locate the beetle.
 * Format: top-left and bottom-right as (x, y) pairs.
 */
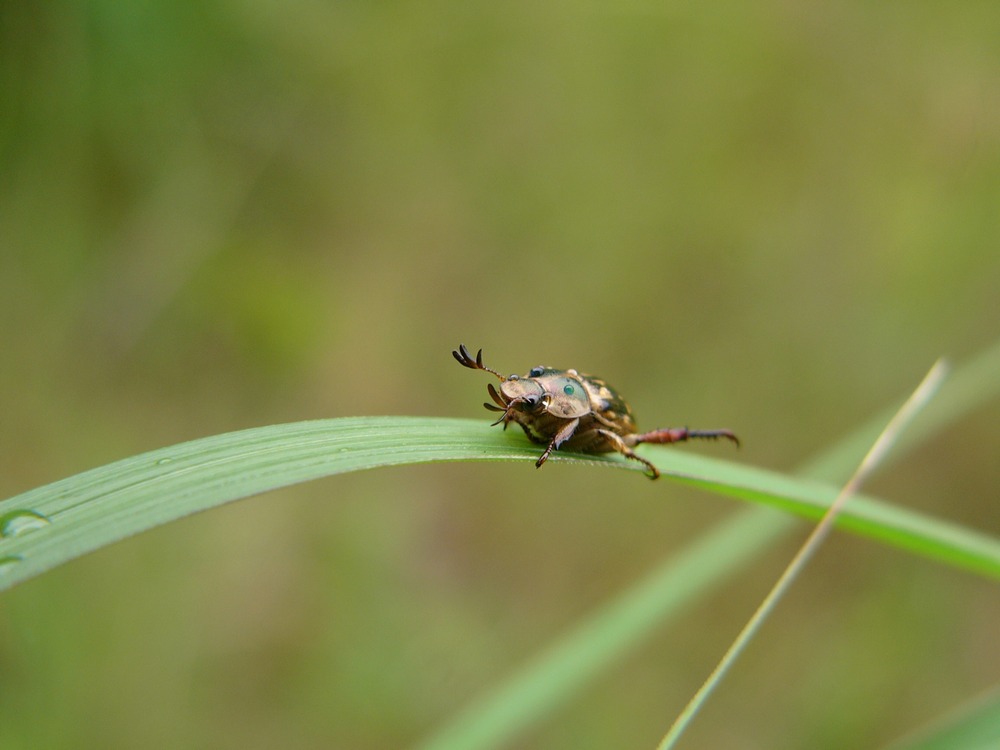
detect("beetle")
(453, 344), (739, 479)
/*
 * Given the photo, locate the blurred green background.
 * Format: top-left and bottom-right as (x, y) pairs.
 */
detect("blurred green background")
(1, 1), (998, 748)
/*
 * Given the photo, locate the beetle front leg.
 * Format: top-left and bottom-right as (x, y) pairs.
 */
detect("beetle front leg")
(535, 418), (580, 469)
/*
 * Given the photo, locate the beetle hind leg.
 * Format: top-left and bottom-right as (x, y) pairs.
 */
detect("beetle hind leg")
(597, 429), (660, 479)
(631, 427), (740, 448)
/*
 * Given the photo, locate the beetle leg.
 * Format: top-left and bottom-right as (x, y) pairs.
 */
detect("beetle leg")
(630, 427), (740, 449)
(597, 429), (660, 479)
(535, 418), (580, 469)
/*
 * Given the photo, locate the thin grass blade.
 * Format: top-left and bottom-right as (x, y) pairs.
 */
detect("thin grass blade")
(413, 340), (1000, 750)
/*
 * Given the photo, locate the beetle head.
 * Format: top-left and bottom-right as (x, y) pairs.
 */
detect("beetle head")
(498, 374), (547, 413)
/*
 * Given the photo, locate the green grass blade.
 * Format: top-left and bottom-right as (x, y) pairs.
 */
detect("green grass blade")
(883, 686), (1000, 750)
(657, 454), (1000, 580)
(800, 339), (1000, 482)
(0, 417), (541, 591)
(411, 508), (792, 750)
(413, 341), (1000, 750)
(2, 410), (999, 594)
(658, 360), (949, 750)
(1, 342), (998, 750)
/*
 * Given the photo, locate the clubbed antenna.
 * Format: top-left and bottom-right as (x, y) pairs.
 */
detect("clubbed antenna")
(452, 344), (505, 381)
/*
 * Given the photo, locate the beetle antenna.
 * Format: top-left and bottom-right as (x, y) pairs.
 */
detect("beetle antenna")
(452, 344), (505, 380)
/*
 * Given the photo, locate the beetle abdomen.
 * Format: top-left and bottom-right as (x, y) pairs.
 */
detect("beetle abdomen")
(577, 374), (637, 436)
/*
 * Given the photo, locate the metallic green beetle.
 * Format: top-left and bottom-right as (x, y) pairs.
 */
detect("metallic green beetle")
(453, 344), (739, 479)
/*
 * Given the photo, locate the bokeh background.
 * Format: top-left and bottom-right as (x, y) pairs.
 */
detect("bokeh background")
(2, 2), (999, 748)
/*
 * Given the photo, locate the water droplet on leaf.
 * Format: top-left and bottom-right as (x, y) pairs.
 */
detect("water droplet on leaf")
(0, 510), (51, 538)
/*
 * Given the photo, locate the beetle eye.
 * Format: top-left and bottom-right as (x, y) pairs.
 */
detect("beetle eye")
(563, 384), (575, 396)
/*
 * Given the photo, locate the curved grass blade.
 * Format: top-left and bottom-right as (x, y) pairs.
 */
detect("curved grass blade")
(2, 404), (1000, 595)
(0, 417), (542, 591)
(655, 454), (1000, 580)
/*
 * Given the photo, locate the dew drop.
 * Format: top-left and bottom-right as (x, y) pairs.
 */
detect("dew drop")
(0, 509), (51, 538)
(0, 555), (23, 575)
(155, 457), (174, 466)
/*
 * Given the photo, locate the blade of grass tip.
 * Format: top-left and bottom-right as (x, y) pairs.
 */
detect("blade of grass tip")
(657, 360), (950, 750)
(801, 338), (1000, 482)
